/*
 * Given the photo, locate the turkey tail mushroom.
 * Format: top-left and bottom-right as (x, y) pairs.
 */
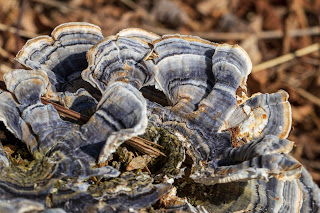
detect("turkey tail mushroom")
(15, 22), (103, 92)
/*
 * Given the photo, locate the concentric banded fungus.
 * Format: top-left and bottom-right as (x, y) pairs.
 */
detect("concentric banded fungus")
(0, 22), (319, 212)
(151, 35), (218, 114)
(15, 22), (103, 93)
(82, 28), (160, 92)
(224, 90), (292, 141)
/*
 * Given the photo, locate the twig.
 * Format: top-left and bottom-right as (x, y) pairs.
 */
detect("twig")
(127, 138), (166, 158)
(40, 98), (166, 157)
(31, 0), (74, 13)
(1, 21), (320, 42)
(282, 1), (293, 55)
(301, 57), (320, 66)
(292, 87), (320, 107)
(0, 23), (40, 39)
(39, 100), (166, 156)
(253, 43), (320, 73)
(119, 0), (161, 27)
(0, 80), (164, 158)
(0, 47), (13, 61)
(291, 0), (311, 46)
(144, 164), (151, 175)
(285, 84), (320, 107)
(311, 111), (320, 131)
(41, 98), (90, 123)
(119, 0), (141, 11)
(131, 136), (163, 149)
(143, 25), (320, 41)
(27, 0), (320, 41)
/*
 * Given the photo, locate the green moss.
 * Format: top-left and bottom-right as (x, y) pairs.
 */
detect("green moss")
(142, 124), (185, 176)
(87, 171), (152, 197)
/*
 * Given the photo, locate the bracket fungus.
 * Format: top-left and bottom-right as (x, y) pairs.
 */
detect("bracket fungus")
(0, 22), (318, 212)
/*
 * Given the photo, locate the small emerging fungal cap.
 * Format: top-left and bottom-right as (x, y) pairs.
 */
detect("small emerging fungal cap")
(83, 29), (157, 92)
(224, 90), (292, 141)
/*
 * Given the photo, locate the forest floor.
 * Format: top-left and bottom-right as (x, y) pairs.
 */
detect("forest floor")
(0, 0), (320, 185)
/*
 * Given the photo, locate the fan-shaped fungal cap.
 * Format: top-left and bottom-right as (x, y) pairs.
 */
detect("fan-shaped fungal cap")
(0, 23), (319, 212)
(15, 22), (103, 92)
(224, 90), (292, 141)
(83, 30), (156, 92)
(0, 90), (38, 153)
(89, 82), (148, 163)
(183, 44), (252, 133)
(4, 69), (49, 105)
(150, 35), (217, 113)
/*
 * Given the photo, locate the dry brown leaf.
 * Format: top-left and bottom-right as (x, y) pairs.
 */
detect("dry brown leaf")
(255, 0), (282, 31)
(151, 0), (188, 28)
(291, 104), (313, 122)
(251, 69), (269, 87)
(21, 5), (38, 33)
(159, 187), (186, 208)
(196, 0), (228, 17)
(126, 155), (152, 171)
(3, 35), (17, 54)
(3, 144), (17, 156)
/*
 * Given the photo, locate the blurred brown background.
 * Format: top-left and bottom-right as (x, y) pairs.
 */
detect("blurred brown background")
(0, 0), (320, 185)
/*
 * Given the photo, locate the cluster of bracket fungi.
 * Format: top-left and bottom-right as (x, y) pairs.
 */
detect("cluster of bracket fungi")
(0, 22), (319, 212)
